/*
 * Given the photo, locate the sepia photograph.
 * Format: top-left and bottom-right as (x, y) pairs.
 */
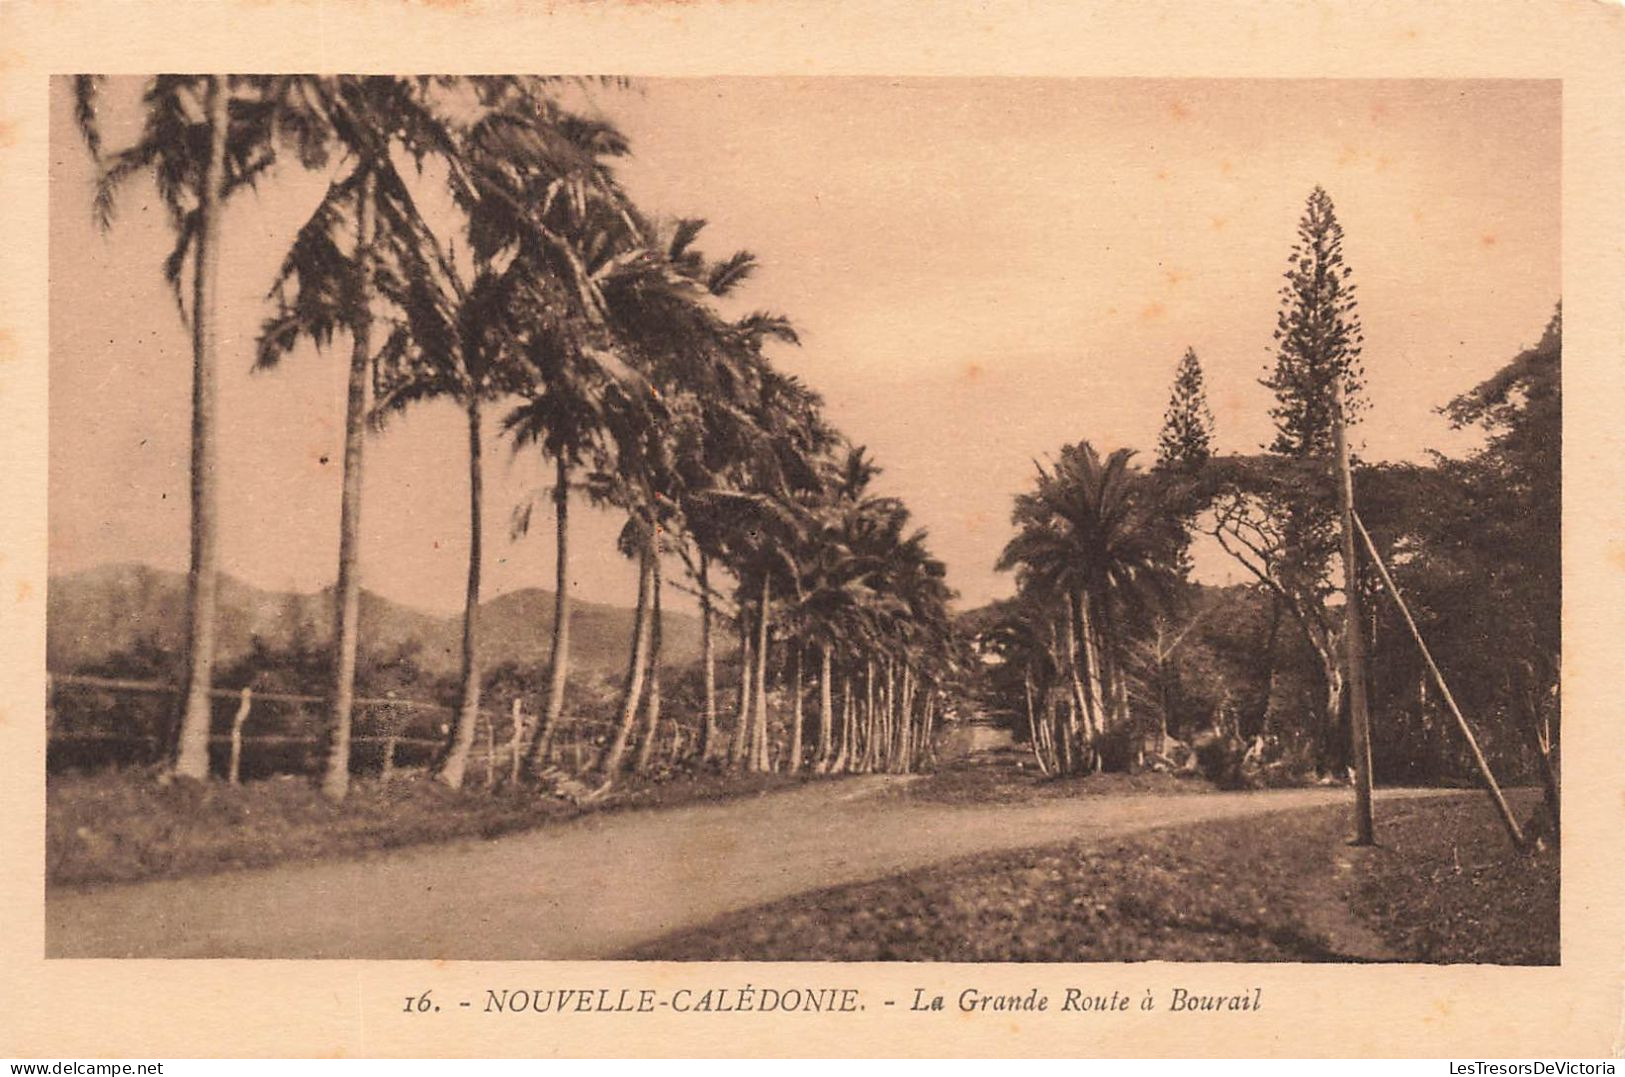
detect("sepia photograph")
(6, 0), (1625, 1061)
(40, 73), (1563, 966)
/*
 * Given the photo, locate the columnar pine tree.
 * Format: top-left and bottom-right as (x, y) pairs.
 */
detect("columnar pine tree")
(1262, 186), (1365, 458)
(1155, 346), (1215, 472)
(1154, 346), (1215, 580)
(1262, 185), (1366, 769)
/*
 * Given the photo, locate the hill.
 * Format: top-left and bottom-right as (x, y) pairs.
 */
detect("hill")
(46, 563), (704, 678)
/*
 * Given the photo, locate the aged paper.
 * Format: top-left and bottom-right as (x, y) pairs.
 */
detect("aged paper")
(3, 0), (1624, 1059)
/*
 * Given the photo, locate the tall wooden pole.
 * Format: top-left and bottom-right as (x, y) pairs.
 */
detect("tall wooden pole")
(1332, 375), (1376, 845)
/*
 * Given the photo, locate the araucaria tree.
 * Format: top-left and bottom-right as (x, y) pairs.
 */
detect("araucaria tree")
(1155, 347), (1214, 473)
(1261, 185), (1365, 459)
(1197, 185), (1369, 771)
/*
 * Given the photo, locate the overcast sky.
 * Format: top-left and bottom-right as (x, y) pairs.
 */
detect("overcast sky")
(49, 78), (1559, 613)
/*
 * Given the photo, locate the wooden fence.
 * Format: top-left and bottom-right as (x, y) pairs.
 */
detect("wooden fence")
(46, 673), (618, 784)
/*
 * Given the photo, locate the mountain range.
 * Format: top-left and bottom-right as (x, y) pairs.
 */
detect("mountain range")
(47, 562), (704, 678)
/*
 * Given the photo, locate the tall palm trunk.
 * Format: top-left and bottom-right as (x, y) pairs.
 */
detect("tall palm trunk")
(729, 611), (753, 767)
(920, 690), (937, 770)
(1098, 615), (1127, 730)
(1077, 590), (1107, 772)
(1057, 610), (1085, 773)
(751, 575), (772, 772)
(524, 458), (572, 777)
(435, 393), (485, 789)
(889, 661), (905, 773)
(696, 553), (718, 761)
(851, 667), (866, 771)
(788, 645), (806, 772)
(816, 641), (834, 770)
(322, 169), (375, 802)
(880, 658), (893, 772)
(634, 555), (665, 772)
(601, 545), (654, 778)
(833, 667), (852, 772)
(871, 662), (884, 769)
(893, 664), (911, 773)
(1024, 672), (1051, 775)
(172, 75), (230, 782)
(1044, 685), (1063, 774)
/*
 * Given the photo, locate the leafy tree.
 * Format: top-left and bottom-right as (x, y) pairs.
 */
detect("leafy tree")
(1427, 308), (1559, 820)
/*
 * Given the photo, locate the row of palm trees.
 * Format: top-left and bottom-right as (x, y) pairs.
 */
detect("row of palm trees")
(73, 74), (960, 797)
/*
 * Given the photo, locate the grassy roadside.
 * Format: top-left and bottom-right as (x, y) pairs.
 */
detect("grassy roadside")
(889, 753), (1217, 805)
(1348, 796), (1558, 964)
(47, 751), (1215, 890)
(47, 766), (824, 889)
(632, 793), (1555, 963)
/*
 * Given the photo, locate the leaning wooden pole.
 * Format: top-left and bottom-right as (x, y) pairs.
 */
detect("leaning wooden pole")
(1352, 511), (1527, 849)
(1332, 376), (1376, 845)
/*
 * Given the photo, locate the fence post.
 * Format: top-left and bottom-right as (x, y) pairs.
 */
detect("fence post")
(483, 713), (496, 787)
(508, 698), (525, 786)
(227, 687), (253, 785)
(381, 704), (399, 784)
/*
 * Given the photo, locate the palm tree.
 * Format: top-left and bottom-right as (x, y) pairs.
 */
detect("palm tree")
(782, 444), (894, 770)
(659, 231), (788, 765)
(632, 544), (667, 773)
(580, 219), (778, 775)
(505, 209), (681, 783)
(998, 442), (1182, 772)
(505, 365), (610, 777)
(366, 86), (638, 790)
(72, 75), (285, 780)
(597, 519), (659, 780)
(714, 370), (834, 772)
(540, 217), (777, 785)
(240, 77), (634, 796)
(374, 242), (589, 788)
(255, 77), (443, 799)
(983, 601), (1064, 773)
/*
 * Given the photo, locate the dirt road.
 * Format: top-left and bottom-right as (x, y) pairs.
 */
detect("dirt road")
(46, 778), (1465, 959)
